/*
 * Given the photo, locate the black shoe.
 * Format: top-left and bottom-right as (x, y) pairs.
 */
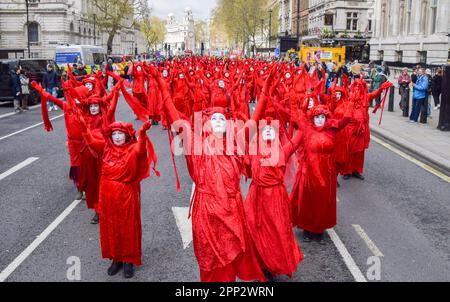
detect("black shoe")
(75, 191), (83, 200)
(343, 174), (351, 180)
(317, 233), (327, 245)
(107, 261), (123, 276)
(91, 213), (99, 224)
(263, 269), (275, 282)
(352, 172), (365, 180)
(123, 263), (134, 279)
(303, 230), (312, 242)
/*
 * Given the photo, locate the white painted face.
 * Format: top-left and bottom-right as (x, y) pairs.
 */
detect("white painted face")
(137, 66), (142, 72)
(225, 72), (229, 78)
(89, 104), (100, 116)
(218, 80), (225, 88)
(308, 98), (315, 109)
(206, 73), (211, 78)
(210, 113), (226, 134)
(260, 70), (264, 75)
(314, 114), (326, 128)
(262, 125), (276, 141)
(179, 74), (184, 79)
(285, 73), (291, 79)
(335, 91), (342, 101)
(112, 130), (126, 146)
(85, 82), (94, 91)
(162, 70), (168, 77)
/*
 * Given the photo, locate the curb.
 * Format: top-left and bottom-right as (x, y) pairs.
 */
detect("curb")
(370, 125), (450, 177)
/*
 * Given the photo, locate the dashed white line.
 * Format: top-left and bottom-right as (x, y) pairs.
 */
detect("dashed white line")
(326, 228), (367, 282)
(0, 157), (39, 181)
(0, 114), (64, 142)
(352, 224), (384, 258)
(0, 199), (82, 282)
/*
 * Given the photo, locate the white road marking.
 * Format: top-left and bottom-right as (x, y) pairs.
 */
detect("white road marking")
(172, 207), (192, 249)
(0, 157), (39, 181)
(172, 183), (195, 249)
(326, 228), (367, 282)
(0, 104), (40, 120)
(371, 135), (450, 184)
(0, 199), (82, 282)
(0, 114), (64, 142)
(352, 224), (384, 258)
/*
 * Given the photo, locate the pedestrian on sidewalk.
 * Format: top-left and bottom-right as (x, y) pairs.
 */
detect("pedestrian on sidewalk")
(19, 69), (30, 111)
(410, 68), (429, 123)
(398, 68), (411, 111)
(431, 67), (443, 110)
(42, 64), (59, 111)
(10, 66), (23, 113)
(372, 66), (388, 107)
(421, 69), (433, 123)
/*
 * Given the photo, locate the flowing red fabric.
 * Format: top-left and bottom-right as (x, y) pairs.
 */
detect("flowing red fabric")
(243, 148), (303, 277)
(96, 122), (154, 265)
(120, 85), (150, 122)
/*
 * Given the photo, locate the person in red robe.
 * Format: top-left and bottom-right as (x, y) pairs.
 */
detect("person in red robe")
(78, 116), (158, 279)
(243, 103), (304, 280)
(151, 66), (266, 282)
(341, 80), (392, 180)
(77, 86), (120, 224)
(290, 103), (354, 243)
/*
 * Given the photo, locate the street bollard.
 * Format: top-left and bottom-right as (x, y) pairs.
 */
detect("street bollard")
(388, 86), (395, 112)
(403, 87), (410, 117)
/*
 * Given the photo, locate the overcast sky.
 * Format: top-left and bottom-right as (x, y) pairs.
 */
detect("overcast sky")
(148, 0), (217, 21)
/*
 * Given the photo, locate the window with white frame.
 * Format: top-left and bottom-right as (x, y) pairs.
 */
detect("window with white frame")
(346, 12), (358, 31)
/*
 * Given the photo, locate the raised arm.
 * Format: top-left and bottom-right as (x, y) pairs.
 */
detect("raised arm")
(369, 81), (392, 101)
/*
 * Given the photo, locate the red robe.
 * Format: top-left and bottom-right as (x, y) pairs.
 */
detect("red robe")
(243, 140), (303, 277)
(291, 118), (350, 233)
(83, 123), (153, 265)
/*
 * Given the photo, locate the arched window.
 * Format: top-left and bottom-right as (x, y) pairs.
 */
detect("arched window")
(421, 0), (428, 34)
(28, 22), (39, 42)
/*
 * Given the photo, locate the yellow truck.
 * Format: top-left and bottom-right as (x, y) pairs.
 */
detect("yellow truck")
(300, 46), (346, 66)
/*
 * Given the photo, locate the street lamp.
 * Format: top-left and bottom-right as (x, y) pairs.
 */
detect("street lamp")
(268, 9), (272, 48)
(25, 0), (30, 58)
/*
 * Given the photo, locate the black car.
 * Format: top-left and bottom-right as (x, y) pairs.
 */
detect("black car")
(0, 58), (62, 105)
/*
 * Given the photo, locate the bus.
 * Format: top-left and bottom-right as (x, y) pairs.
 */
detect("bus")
(54, 45), (107, 73)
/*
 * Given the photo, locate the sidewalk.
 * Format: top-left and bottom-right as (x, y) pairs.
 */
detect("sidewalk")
(370, 105), (450, 176)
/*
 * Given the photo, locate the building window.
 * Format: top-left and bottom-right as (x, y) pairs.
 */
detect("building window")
(346, 12), (358, 31)
(431, 0), (438, 34)
(70, 22), (74, 32)
(396, 51), (403, 62)
(419, 51), (427, 64)
(378, 50), (384, 61)
(368, 20), (372, 32)
(27, 22), (39, 43)
(421, 0), (428, 34)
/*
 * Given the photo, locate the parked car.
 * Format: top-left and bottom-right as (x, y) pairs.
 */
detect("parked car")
(0, 58), (62, 105)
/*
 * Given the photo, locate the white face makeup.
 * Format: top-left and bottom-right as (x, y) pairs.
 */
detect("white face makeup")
(285, 73), (291, 79)
(262, 125), (276, 141)
(335, 91), (342, 101)
(85, 82), (94, 91)
(179, 74), (184, 79)
(137, 66), (142, 72)
(225, 72), (229, 78)
(218, 80), (225, 89)
(308, 98), (315, 109)
(206, 73), (211, 78)
(314, 114), (326, 128)
(89, 104), (100, 116)
(210, 113), (226, 134)
(112, 130), (126, 146)
(162, 70), (168, 77)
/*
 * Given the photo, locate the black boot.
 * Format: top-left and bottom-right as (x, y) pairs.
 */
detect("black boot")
(352, 172), (365, 180)
(123, 263), (134, 279)
(343, 174), (351, 180)
(107, 261), (123, 276)
(263, 269), (275, 282)
(317, 233), (327, 245)
(91, 213), (99, 224)
(303, 230), (312, 242)
(75, 190), (83, 201)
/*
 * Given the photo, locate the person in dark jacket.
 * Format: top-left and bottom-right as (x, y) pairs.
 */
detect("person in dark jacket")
(10, 66), (22, 113)
(42, 64), (59, 111)
(431, 67), (443, 109)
